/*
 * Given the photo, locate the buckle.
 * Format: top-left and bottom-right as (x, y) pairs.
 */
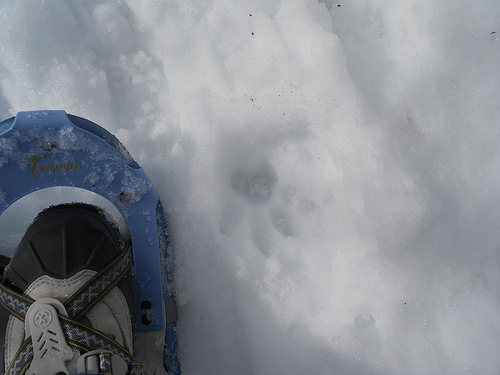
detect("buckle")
(76, 350), (128, 375)
(25, 298), (73, 375)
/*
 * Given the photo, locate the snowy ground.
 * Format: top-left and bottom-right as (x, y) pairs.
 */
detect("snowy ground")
(1, 0), (500, 374)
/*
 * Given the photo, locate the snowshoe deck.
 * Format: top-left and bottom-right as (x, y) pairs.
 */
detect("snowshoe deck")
(0, 110), (180, 374)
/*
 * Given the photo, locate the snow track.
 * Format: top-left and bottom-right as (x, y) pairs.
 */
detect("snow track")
(1, 0), (499, 373)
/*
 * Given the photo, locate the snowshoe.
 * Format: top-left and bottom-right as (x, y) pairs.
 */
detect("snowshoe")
(0, 110), (180, 374)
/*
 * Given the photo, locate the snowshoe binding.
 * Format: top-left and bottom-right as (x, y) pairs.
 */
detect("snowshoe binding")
(0, 111), (180, 375)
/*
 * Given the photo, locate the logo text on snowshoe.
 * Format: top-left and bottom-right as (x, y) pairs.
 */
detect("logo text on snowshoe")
(29, 155), (83, 179)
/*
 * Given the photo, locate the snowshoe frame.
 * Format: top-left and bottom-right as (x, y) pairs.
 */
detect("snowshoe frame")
(0, 110), (180, 374)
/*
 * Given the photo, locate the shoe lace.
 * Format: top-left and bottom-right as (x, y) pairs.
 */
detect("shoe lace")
(0, 244), (145, 375)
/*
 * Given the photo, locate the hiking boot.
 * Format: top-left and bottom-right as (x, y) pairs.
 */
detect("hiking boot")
(0, 203), (145, 375)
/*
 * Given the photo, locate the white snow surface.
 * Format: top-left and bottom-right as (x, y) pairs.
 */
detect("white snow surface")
(1, 0), (500, 374)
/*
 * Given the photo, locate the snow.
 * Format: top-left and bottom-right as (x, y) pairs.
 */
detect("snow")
(0, 0), (499, 373)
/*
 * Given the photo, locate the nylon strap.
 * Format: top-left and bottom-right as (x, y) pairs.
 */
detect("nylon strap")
(60, 316), (133, 362)
(64, 242), (133, 319)
(0, 245), (145, 375)
(3, 340), (32, 375)
(0, 284), (33, 322)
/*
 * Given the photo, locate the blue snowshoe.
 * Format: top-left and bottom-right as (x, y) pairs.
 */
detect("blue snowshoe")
(0, 111), (180, 375)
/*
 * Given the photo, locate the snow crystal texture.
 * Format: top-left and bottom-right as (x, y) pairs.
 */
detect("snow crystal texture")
(0, 0), (499, 374)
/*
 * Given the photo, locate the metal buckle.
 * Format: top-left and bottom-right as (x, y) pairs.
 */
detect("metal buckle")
(76, 350), (128, 375)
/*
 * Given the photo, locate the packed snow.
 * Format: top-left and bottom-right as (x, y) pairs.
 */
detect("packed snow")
(1, 0), (499, 373)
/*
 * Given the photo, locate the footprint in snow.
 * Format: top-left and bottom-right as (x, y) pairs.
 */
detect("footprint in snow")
(230, 161), (277, 205)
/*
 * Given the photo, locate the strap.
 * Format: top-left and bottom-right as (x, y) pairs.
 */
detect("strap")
(3, 340), (32, 375)
(60, 316), (133, 362)
(0, 245), (144, 375)
(0, 244), (132, 323)
(64, 242), (133, 320)
(0, 284), (34, 322)
(4, 337), (145, 375)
